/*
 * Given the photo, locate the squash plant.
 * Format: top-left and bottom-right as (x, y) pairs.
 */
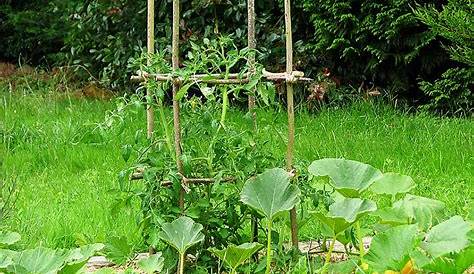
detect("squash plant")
(158, 216), (205, 274)
(240, 168), (301, 274)
(0, 231), (103, 274)
(209, 242), (263, 274)
(307, 158), (474, 273)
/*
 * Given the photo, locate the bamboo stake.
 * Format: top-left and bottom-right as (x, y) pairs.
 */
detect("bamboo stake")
(146, 0), (155, 139)
(247, 0), (259, 245)
(247, 0), (257, 129)
(171, 0), (185, 210)
(284, 0), (299, 248)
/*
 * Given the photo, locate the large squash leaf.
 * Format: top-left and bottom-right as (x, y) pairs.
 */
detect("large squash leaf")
(0, 252), (13, 269)
(0, 232), (20, 247)
(240, 168), (300, 220)
(393, 194), (445, 229)
(421, 215), (471, 258)
(209, 242), (263, 271)
(366, 224), (420, 272)
(312, 197), (377, 236)
(371, 206), (410, 226)
(60, 243), (104, 274)
(423, 245), (474, 274)
(370, 172), (416, 198)
(308, 158), (382, 197)
(158, 216), (205, 255)
(373, 194), (445, 229)
(7, 247), (69, 274)
(137, 253), (165, 274)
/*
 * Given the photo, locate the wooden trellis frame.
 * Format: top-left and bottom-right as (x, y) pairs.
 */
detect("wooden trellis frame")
(134, 0), (311, 249)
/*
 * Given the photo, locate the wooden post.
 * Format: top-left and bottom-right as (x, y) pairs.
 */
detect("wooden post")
(172, 0), (185, 210)
(146, 0), (155, 139)
(247, 0), (259, 244)
(247, 0), (257, 130)
(284, 0), (299, 249)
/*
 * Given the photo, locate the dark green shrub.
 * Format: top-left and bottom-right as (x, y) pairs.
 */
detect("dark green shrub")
(0, 1), (75, 65)
(419, 68), (473, 115)
(295, 0), (449, 94)
(64, 0), (292, 90)
(415, 0), (473, 115)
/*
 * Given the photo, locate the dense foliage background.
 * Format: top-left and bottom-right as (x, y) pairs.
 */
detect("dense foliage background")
(0, 0), (472, 114)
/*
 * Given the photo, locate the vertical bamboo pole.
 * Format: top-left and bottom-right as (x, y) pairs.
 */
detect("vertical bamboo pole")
(146, 0), (155, 139)
(284, 0), (299, 248)
(247, 0), (257, 130)
(247, 0), (259, 244)
(172, 0), (185, 210)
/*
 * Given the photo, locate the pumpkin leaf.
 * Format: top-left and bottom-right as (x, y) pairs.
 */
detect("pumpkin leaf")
(158, 216), (205, 255)
(137, 253), (165, 274)
(421, 215), (471, 258)
(366, 224), (420, 272)
(371, 206), (410, 226)
(7, 247), (69, 274)
(60, 243), (104, 274)
(328, 259), (357, 274)
(423, 245), (474, 274)
(308, 158), (382, 197)
(392, 194), (445, 229)
(312, 198), (377, 236)
(0, 252), (13, 269)
(240, 168), (300, 220)
(370, 172), (416, 198)
(0, 232), (21, 247)
(209, 242), (263, 271)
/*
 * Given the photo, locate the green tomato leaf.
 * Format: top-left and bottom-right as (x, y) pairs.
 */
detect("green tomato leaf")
(308, 158), (382, 197)
(0, 232), (21, 247)
(366, 224), (420, 272)
(105, 236), (134, 265)
(176, 83), (193, 101)
(158, 216), (205, 255)
(240, 168), (300, 220)
(121, 144), (132, 162)
(421, 215), (471, 258)
(370, 172), (416, 197)
(209, 242), (263, 270)
(137, 253), (165, 274)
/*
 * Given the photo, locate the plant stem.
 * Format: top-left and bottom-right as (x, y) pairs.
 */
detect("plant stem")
(265, 219), (273, 274)
(158, 99), (173, 156)
(321, 235), (337, 274)
(356, 221), (365, 264)
(220, 88), (228, 126)
(179, 252), (185, 274)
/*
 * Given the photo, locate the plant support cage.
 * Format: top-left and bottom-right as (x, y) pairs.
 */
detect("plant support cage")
(132, 0), (312, 248)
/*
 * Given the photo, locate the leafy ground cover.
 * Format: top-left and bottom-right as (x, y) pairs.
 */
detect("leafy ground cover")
(1, 84), (472, 252)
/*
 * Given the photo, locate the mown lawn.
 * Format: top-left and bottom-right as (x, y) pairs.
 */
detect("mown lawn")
(1, 88), (473, 249)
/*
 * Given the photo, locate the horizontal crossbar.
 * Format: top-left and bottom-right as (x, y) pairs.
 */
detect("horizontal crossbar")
(131, 69), (313, 84)
(130, 171), (235, 187)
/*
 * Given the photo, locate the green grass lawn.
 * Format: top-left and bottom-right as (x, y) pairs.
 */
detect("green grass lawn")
(1, 89), (473, 249)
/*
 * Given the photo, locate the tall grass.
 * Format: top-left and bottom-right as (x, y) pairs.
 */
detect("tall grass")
(1, 86), (472, 248)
